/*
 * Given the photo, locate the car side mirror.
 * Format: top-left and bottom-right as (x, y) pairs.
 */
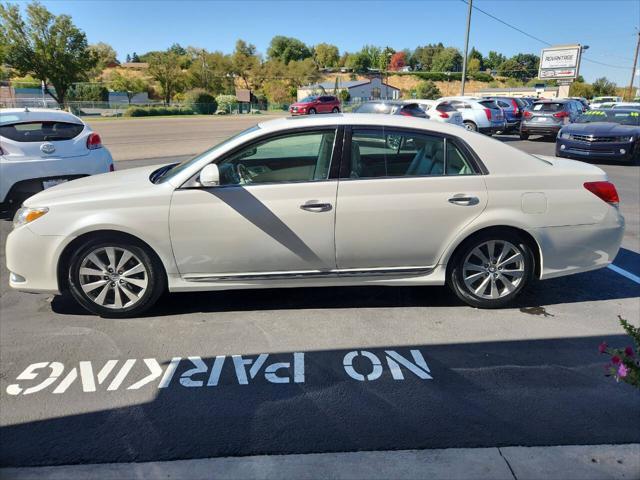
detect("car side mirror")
(199, 163), (220, 187)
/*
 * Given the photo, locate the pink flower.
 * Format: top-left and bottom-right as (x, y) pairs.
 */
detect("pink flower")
(612, 356), (621, 365)
(618, 363), (629, 378)
(599, 342), (608, 354)
(624, 346), (634, 358)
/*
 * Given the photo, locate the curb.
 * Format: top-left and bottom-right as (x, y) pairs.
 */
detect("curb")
(2, 444), (639, 480)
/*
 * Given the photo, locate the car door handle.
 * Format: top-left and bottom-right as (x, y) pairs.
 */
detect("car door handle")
(448, 196), (479, 206)
(300, 202), (332, 212)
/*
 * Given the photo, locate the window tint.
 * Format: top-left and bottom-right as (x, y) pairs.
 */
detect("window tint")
(478, 100), (498, 109)
(349, 129), (475, 179)
(0, 121), (84, 142)
(218, 130), (336, 185)
(435, 102), (456, 113)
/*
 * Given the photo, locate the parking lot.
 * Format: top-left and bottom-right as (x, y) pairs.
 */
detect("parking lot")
(1, 116), (639, 468)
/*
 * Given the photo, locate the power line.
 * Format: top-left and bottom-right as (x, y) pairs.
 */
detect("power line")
(459, 0), (631, 70)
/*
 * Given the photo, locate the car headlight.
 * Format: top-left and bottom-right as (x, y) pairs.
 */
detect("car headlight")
(13, 207), (49, 229)
(615, 136), (634, 142)
(559, 131), (571, 139)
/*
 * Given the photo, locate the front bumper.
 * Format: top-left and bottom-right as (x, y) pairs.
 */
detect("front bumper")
(6, 225), (66, 294)
(556, 138), (638, 162)
(289, 108), (307, 116)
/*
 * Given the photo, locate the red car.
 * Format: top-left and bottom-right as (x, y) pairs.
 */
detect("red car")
(289, 95), (341, 115)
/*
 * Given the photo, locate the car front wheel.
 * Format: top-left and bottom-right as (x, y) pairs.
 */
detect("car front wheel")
(308, 108), (316, 115)
(68, 238), (166, 318)
(448, 232), (534, 308)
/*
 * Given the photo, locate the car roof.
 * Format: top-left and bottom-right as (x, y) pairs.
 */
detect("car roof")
(0, 108), (84, 125)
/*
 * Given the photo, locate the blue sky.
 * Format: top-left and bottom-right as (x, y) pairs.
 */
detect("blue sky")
(8, 0), (640, 85)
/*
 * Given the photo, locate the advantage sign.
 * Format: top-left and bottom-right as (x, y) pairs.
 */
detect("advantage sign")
(538, 45), (582, 80)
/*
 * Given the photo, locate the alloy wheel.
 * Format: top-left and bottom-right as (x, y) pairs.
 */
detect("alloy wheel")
(462, 240), (525, 300)
(78, 246), (148, 309)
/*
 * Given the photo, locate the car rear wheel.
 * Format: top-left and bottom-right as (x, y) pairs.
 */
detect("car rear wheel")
(68, 238), (165, 318)
(332, 107), (340, 113)
(308, 108), (316, 115)
(463, 121), (477, 132)
(448, 231), (534, 309)
(519, 132), (529, 140)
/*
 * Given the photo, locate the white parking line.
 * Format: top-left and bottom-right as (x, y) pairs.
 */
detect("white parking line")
(607, 264), (640, 285)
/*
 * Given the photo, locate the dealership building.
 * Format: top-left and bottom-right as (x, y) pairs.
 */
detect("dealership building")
(297, 77), (400, 102)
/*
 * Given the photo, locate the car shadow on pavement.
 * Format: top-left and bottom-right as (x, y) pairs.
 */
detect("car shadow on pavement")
(51, 251), (640, 317)
(1, 335), (639, 468)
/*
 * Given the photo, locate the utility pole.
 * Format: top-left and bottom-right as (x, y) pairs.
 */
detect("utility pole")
(627, 30), (640, 100)
(460, 0), (473, 96)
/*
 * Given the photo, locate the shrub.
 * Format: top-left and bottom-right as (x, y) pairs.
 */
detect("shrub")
(338, 89), (350, 102)
(67, 83), (109, 102)
(215, 94), (238, 114)
(599, 315), (640, 388)
(124, 106), (194, 117)
(414, 80), (441, 100)
(184, 88), (217, 114)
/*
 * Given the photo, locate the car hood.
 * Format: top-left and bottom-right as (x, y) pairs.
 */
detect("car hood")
(561, 122), (640, 135)
(24, 164), (167, 207)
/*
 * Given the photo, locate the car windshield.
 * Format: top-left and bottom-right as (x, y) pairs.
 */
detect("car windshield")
(576, 110), (640, 125)
(154, 125), (261, 183)
(300, 96), (317, 103)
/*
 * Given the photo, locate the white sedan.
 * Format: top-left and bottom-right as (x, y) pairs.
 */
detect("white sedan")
(6, 114), (624, 317)
(0, 108), (114, 211)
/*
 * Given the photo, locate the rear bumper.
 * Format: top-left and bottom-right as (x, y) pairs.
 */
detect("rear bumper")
(521, 123), (562, 136)
(535, 207), (625, 280)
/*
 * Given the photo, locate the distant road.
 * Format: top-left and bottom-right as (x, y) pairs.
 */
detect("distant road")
(86, 113), (286, 162)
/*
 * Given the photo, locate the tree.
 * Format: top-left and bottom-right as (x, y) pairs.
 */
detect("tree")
(108, 70), (148, 103)
(468, 47), (483, 70)
(360, 45), (382, 70)
(131, 52), (140, 62)
(126, 53), (131, 63)
(411, 43), (444, 71)
(484, 50), (506, 71)
(414, 80), (441, 99)
(344, 52), (370, 72)
(497, 54), (539, 81)
(592, 77), (617, 96)
(389, 51), (407, 71)
(0, 2), (97, 106)
(431, 47), (463, 72)
(187, 49), (234, 95)
(231, 40), (259, 89)
(286, 58), (321, 88)
(148, 52), (184, 104)
(87, 42), (118, 78)
(267, 36), (311, 64)
(313, 43), (339, 68)
(569, 81), (594, 99)
(467, 57), (481, 73)
(67, 83), (108, 102)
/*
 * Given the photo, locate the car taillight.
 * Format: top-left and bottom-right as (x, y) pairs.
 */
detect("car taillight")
(524, 111), (533, 119)
(86, 132), (102, 150)
(553, 111), (569, 119)
(399, 110), (412, 116)
(438, 112), (450, 118)
(484, 108), (491, 120)
(584, 181), (619, 206)
(511, 99), (520, 116)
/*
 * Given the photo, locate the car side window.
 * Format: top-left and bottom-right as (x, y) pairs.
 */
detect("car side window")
(349, 128), (475, 179)
(218, 130), (336, 186)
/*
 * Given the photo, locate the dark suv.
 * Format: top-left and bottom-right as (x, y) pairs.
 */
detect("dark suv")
(520, 99), (583, 140)
(483, 96), (527, 133)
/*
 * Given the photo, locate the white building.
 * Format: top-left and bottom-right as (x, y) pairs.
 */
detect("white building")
(297, 77), (400, 102)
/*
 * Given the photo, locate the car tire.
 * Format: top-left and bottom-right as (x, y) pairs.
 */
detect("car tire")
(332, 107), (340, 113)
(447, 231), (535, 309)
(519, 132), (529, 140)
(308, 108), (316, 115)
(463, 121), (477, 132)
(67, 236), (166, 318)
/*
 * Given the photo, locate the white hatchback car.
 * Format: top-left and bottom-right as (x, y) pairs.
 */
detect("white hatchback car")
(0, 108), (114, 210)
(6, 114), (624, 317)
(404, 99), (464, 127)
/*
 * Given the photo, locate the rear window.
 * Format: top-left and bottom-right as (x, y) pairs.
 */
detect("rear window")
(401, 104), (425, 115)
(478, 100), (498, 109)
(355, 103), (393, 114)
(0, 121), (84, 142)
(514, 98), (527, 108)
(435, 102), (456, 113)
(532, 103), (563, 112)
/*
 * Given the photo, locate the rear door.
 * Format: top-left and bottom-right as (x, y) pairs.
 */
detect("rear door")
(334, 126), (487, 270)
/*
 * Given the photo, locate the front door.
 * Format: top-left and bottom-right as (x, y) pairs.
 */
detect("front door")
(170, 128), (340, 276)
(335, 127), (488, 270)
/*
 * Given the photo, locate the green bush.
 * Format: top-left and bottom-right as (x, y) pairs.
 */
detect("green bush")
(390, 71), (494, 83)
(124, 106), (194, 117)
(215, 94), (238, 114)
(413, 80), (441, 100)
(68, 83), (109, 102)
(184, 88), (217, 114)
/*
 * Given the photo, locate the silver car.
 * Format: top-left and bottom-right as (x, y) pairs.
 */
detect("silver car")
(437, 97), (505, 135)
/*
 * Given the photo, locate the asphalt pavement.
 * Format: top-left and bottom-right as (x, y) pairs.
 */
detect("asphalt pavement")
(0, 117), (638, 468)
